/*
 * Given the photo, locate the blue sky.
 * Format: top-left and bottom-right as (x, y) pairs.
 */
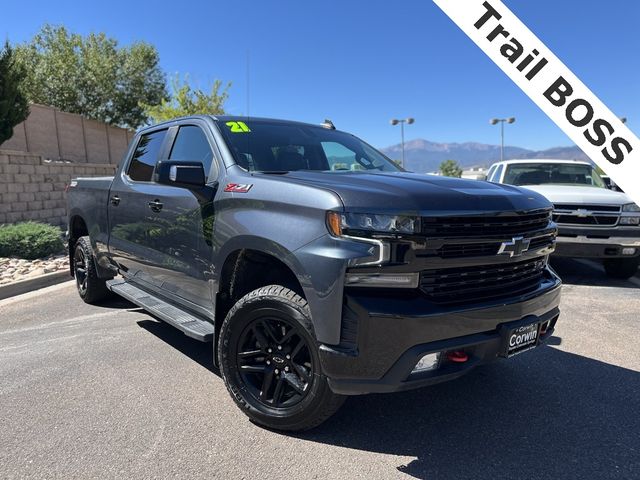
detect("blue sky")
(3, 0), (638, 150)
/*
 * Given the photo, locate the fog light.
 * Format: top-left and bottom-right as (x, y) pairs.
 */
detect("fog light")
(412, 353), (440, 373)
(344, 272), (419, 288)
(622, 248), (637, 256)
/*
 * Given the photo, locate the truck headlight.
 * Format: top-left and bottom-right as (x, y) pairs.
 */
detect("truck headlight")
(327, 211), (402, 266)
(622, 203), (640, 212)
(620, 203), (640, 225)
(327, 211), (418, 236)
(327, 212), (420, 283)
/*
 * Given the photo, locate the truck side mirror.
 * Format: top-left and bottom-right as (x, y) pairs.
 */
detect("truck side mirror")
(155, 161), (206, 188)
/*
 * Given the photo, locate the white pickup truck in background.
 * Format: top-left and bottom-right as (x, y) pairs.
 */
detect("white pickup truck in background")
(487, 159), (640, 279)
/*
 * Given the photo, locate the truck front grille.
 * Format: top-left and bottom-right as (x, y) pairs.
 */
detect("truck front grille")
(434, 233), (556, 259)
(552, 214), (618, 226)
(415, 208), (555, 260)
(553, 204), (621, 212)
(553, 204), (620, 227)
(420, 209), (551, 237)
(420, 257), (547, 305)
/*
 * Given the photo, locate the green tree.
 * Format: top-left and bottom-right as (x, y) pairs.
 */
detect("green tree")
(0, 41), (30, 144)
(439, 159), (463, 177)
(14, 24), (166, 128)
(144, 74), (231, 123)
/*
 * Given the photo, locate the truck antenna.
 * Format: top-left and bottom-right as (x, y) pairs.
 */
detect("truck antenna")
(246, 50), (250, 117)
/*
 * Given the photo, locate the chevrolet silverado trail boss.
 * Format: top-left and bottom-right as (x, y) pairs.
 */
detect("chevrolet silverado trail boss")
(488, 159), (640, 279)
(67, 116), (561, 431)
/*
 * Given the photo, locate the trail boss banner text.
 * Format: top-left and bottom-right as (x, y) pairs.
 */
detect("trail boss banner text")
(433, 0), (640, 205)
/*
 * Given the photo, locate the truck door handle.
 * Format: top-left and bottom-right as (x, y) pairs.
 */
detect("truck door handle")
(148, 199), (163, 212)
(110, 195), (120, 206)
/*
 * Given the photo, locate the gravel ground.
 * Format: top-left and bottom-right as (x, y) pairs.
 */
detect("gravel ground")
(0, 254), (69, 285)
(0, 257), (638, 479)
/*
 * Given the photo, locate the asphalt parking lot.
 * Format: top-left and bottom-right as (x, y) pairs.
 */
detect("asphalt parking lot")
(1, 258), (639, 479)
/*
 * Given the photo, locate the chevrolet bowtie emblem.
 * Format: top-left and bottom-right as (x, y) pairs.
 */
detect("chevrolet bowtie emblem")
(498, 236), (531, 257)
(572, 209), (592, 218)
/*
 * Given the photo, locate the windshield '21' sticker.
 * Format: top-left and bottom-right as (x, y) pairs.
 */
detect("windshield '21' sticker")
(226, 121), (251, 133)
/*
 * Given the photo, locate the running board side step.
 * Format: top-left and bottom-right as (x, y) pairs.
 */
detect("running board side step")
(106, 279), (214, 342)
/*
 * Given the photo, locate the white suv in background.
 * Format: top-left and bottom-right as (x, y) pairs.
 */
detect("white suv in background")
(488, 159), (640, 279)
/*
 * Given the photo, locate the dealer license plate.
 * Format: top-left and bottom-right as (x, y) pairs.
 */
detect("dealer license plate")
(504, 322), (540, 357)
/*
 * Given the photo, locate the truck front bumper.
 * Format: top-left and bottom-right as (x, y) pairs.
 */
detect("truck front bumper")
(554, 229), (640, 259)
(319, 270), (561, 395)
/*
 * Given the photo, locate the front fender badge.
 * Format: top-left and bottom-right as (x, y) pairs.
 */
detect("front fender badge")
(224, 183), (253, 193)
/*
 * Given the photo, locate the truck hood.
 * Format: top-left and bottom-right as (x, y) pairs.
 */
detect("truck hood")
(519, 184), (633, 206)
(278, 171), (552, 214)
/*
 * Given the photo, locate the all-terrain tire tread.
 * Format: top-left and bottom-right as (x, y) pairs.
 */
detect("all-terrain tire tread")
(75, 236), (112, 304)
(218, 285), (345, 431)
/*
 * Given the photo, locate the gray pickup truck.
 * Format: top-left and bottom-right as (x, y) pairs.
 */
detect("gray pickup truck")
(67, 115), (561, 431)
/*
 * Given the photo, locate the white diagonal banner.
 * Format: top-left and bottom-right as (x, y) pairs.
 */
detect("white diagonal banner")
(433, 0), (640, 205)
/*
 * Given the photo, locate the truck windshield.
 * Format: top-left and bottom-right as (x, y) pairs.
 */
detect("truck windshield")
(503, 163), (606, 188)
(217, 119), (401, 173)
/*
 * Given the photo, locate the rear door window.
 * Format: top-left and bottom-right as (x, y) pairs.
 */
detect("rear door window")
(127, 129), (167, 182)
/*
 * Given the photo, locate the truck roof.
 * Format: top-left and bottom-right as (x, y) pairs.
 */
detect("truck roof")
(137, 115), (339, 134)
(493, 158), (592, 167)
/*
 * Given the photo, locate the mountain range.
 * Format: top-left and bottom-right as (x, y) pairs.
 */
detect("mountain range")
(380, 139), (589, 173)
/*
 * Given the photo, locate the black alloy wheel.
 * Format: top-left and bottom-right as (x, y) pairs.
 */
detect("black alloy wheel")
(236, 316), (313, 409)
(73, 236), (112, 304)
(74, 244), (88, 296)
(218, 285), (345, 431)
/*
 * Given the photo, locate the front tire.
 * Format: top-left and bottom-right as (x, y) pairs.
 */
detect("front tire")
(218, 285), (345, 431)
(603, 257), (640, 279)
(73, 236), (112, 304)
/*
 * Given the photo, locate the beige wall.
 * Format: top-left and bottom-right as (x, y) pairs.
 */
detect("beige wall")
(0, 151), (116, 227)
(0, 104), (134, 165)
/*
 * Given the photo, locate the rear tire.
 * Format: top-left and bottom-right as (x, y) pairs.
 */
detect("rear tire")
(74, 236), (112, 304)
(603, 257), (640, 279)
(218, 285), (345, 431)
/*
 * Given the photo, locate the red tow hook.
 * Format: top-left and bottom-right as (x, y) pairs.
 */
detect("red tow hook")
(446, 350), (469, 363)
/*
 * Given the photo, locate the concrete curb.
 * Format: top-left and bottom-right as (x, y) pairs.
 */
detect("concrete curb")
(0, 270), (72, 301)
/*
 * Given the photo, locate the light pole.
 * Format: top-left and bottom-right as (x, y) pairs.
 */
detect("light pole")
(490, 117), (516, 162)
(390, 117), (415, 168)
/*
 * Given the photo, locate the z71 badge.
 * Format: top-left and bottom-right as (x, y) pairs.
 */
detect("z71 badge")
(224, 183), (253, 193)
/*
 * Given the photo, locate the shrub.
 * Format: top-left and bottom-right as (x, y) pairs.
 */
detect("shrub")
(0, 221), (64, 260)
